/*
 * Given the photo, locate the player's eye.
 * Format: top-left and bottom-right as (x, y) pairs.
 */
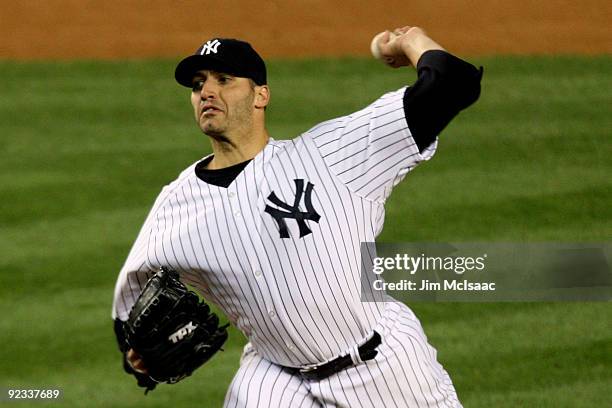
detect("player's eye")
(217, 74), (232, 84)
(191, 79), (205, 92)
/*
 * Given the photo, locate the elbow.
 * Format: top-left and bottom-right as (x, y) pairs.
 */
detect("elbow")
(467, 66), (484, 107)
(460, 65), (484, 110)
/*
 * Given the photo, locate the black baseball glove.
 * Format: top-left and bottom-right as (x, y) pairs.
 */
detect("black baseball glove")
(116, 267), (228, 393)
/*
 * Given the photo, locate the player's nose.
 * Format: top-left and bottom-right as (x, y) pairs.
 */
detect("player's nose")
(199, 79), (218, 100)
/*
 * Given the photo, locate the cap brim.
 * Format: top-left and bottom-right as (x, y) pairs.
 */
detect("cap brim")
(174, 55), (241, 88)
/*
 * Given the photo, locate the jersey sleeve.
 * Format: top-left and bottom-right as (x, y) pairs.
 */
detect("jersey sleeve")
(111, 186), (169, 322)
(310, 87), (434, 202)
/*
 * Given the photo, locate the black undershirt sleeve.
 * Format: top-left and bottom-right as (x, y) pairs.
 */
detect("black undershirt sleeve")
(404, 50), (483, 152)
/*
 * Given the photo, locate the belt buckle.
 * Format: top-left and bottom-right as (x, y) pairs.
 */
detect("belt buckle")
(299, 363), (320, 374)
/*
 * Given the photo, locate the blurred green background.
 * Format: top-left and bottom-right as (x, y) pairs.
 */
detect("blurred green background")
(0, 55), (610, 407)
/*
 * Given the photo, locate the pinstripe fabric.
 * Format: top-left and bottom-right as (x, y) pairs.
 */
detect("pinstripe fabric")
(223, 302), (460, 407)
(224, 343), (320, 408)
(112, 86), (460, 406)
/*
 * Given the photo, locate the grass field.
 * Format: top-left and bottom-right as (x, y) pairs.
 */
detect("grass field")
(0, 55), (610, 407)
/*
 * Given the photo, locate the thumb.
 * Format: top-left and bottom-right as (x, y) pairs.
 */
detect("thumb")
(380, 30), (392, 46)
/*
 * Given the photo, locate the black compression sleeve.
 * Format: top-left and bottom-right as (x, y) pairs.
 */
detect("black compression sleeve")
(404, 50), (483, 152)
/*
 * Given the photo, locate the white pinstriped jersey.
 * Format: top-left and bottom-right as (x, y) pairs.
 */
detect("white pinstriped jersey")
(112, 86), (437, 368)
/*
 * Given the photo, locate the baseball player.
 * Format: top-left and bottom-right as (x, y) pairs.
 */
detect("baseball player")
(112, 26), (482, 407)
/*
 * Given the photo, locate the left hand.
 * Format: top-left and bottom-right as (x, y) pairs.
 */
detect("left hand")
(126, 348), (148, 374)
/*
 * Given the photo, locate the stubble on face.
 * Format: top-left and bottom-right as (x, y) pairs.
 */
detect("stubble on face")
(197, 84), (255, 147)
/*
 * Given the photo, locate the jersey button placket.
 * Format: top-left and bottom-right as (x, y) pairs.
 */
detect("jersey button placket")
(229, 186), (277, 329)
(228, 189), (241, 218)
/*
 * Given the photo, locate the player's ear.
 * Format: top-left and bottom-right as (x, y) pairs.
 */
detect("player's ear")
(254, 85), (270, 109)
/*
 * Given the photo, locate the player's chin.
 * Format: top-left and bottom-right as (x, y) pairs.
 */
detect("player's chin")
(199, 119), (222, 134)
(201, 125), (230, 143)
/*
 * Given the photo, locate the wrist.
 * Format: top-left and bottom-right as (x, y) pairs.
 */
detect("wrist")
(399, 28), (445, 66)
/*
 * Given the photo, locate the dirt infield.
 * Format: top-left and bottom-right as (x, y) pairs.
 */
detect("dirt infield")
(1, 0), (610, 59)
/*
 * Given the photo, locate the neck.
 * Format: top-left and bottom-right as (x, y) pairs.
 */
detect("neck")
(206, 127), (269, 169)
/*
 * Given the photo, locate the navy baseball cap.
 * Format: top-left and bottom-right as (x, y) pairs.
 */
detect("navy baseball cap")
(175, 38), (267, 87)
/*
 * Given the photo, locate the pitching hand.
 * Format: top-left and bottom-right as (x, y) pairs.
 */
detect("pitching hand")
(377, 26), (445, 68)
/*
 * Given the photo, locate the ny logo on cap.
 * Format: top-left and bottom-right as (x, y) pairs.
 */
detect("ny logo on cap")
(200, 39), (221, 55)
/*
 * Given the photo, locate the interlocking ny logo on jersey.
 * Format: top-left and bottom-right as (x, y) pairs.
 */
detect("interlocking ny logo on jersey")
(168, 321), (197, 344)
(265, 179), (321, 239)
(200, 39), (221, 55)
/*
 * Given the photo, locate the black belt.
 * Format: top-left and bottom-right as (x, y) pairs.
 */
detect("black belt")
(287, 331), (382, 381)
